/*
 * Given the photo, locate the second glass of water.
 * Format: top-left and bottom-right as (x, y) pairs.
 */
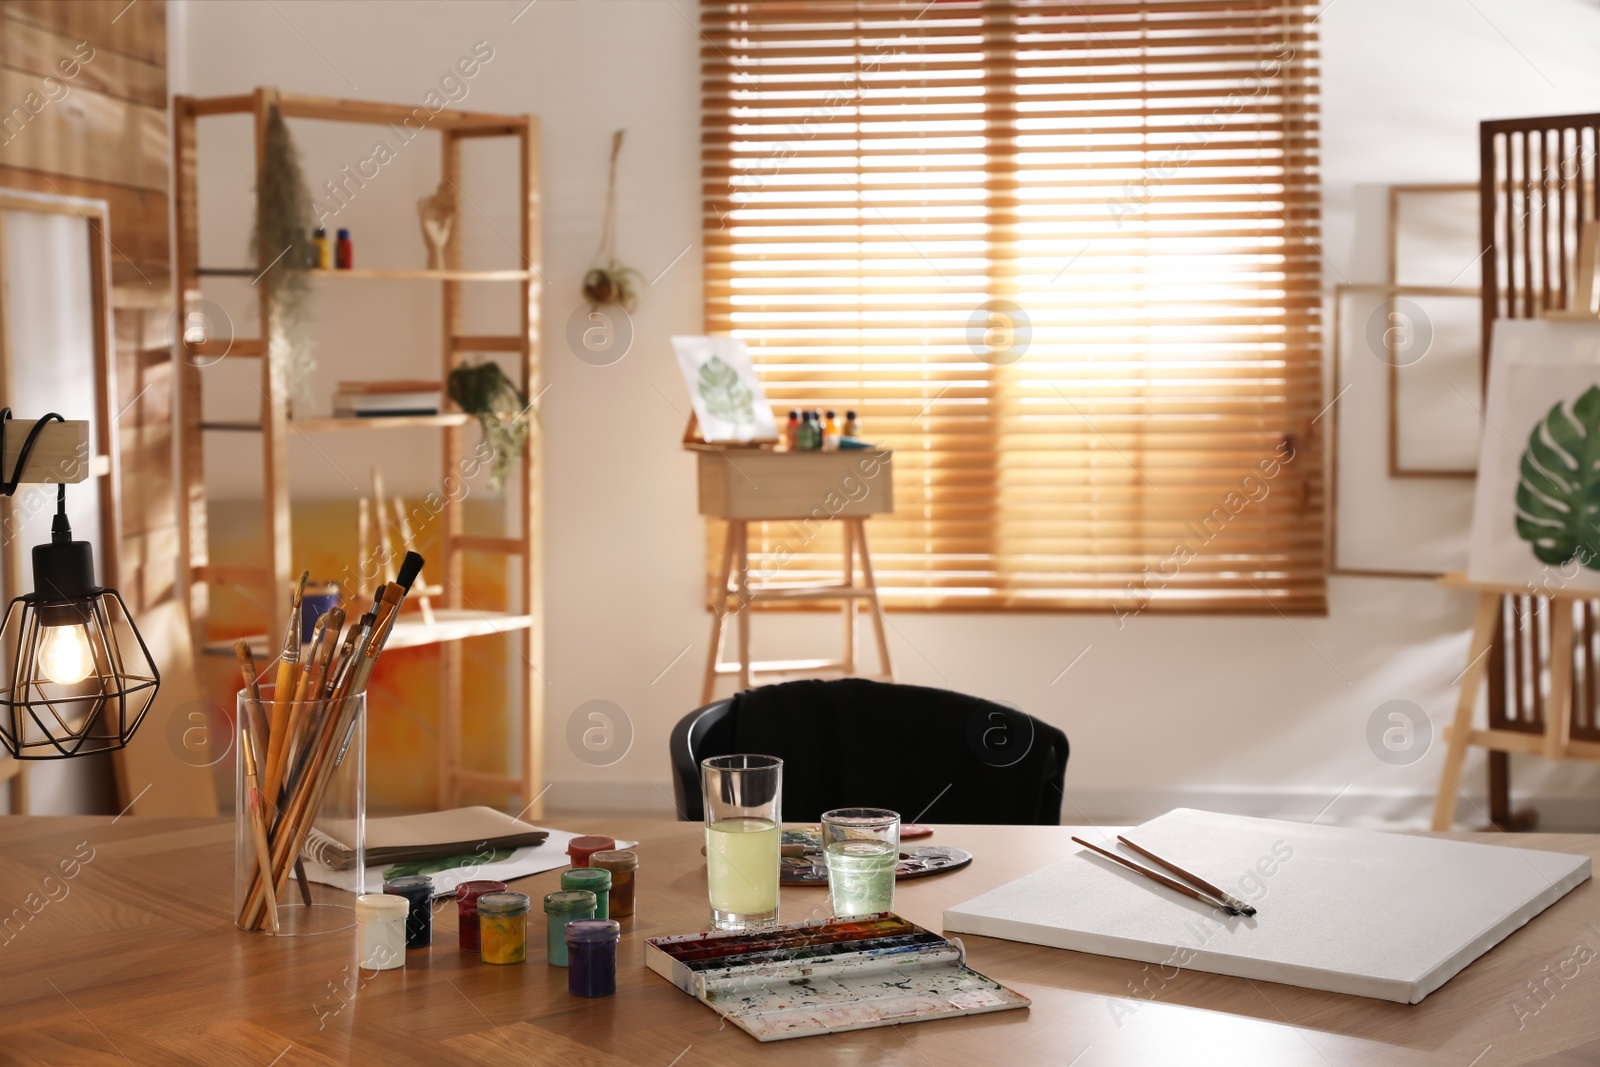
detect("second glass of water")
(702, 754), (783, 930)
(821, 807), (900, 917)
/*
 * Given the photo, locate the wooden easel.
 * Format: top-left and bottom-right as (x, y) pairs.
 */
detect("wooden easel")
(358, 466), (442, 625)
(686, 417), (896, 702)
(1431, 221), (1600, 831)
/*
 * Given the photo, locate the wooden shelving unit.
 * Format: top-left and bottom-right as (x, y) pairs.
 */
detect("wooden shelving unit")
(172, 88), (544, 816)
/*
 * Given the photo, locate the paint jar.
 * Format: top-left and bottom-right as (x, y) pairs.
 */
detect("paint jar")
(477, 892), (530, 965)
(336, 228), (353, 269)
(567, 835), (616, 868)
(560, 868), (612, 920)
(354, 893), (407, 971)
(544, 890), (597, 967)
(565, 919), (622, 997)
(590, 850), (637, 919)
(300, 582), (341, 642)
(382, 875), (434, 948)
(455, 879), (508, 952)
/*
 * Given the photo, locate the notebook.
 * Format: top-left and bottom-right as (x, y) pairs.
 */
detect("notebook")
(943, 809), (1591, 1003)
(306, 807), (548, 870)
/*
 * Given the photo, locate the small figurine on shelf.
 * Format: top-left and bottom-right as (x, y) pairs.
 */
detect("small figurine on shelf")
(417, 181), (455, 270)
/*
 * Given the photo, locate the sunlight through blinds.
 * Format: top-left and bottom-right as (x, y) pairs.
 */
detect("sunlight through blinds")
(701, 0), (1324, 613)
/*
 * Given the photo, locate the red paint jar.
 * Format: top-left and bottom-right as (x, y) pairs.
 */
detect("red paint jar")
(567, 835), (616, 868)
(455, 879), (508, 952)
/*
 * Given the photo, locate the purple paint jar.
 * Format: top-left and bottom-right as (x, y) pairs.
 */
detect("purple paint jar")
(565, 919), (621, 997)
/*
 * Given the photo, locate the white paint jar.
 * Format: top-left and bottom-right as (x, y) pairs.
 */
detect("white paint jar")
(355, 893), (407, 970)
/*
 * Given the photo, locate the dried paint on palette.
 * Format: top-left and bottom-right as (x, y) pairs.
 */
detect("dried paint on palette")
(644, 914), (1029, 1042)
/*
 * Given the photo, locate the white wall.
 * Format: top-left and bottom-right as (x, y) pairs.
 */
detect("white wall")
(174, 0), (1600, 828)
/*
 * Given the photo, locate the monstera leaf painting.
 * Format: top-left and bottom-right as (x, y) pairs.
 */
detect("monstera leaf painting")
(698, 355), (755, 427)
(671, 336), (779, 443)
(1514, 385), (1600, 569)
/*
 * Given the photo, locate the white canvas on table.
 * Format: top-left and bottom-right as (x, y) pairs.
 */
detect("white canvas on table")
(943, 809), (1589, 1004)
(671, 336), (780, 444)
(1467, 318), (1600, 592)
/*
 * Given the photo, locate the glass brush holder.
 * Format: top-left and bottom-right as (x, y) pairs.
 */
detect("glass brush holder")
(235, 686), (365, 936)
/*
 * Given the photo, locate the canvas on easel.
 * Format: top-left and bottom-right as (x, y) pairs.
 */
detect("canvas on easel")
(671, 336), (779, 445)
(1466, 317), (1600, 592)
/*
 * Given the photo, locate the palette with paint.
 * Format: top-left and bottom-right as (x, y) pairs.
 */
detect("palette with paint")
(644, 914), (1029, 1041)
(779, 826), (972, 885)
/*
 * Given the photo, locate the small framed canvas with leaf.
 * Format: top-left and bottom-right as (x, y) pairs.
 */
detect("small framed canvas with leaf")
(1468, 318), (1600, 591)
(671, 336), (779, 445)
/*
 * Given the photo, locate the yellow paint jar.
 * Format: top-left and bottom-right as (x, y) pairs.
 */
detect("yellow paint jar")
(477, 892), (530, 965)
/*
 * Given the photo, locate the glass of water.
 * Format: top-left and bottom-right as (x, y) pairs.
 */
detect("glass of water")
(821, 808), (900, 918)
(701, 754), (783, 930)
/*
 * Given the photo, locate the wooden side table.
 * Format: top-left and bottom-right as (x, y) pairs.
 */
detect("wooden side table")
(692, 447), (896, 701)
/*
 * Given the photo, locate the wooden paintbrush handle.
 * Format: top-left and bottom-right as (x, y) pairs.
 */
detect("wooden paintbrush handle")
(260, 658), (297, 805)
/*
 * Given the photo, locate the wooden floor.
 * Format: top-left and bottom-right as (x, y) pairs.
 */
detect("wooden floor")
(1, 814), (1598, 1065)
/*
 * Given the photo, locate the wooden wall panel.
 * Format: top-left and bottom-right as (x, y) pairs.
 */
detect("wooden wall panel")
(0, 165), (166, 285)
(0, 0), (187, 813)
(5, 0), (165, 66)
(2, 18), (165, 108)
(0, 69), (166, 191)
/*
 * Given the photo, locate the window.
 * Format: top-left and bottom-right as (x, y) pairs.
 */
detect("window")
(701, 0), (1323, 613)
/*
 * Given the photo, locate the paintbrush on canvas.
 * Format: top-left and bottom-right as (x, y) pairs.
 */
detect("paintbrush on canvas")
(645, 914), (1029, 1042)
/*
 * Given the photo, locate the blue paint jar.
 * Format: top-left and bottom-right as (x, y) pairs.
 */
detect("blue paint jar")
(383, 874), (433, 948)
(565, 919), (621, 997)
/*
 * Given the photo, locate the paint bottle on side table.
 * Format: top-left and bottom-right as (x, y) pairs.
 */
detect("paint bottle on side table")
(822, 410), (840, 451)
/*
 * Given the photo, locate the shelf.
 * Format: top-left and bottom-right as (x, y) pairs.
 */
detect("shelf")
(294, 413), (471, 432)
(197, 267), (530, 282)
(200, 413), (473, 433)
(204, 609), (534, 659)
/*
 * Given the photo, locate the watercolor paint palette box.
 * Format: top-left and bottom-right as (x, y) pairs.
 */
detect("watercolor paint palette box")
(644, 914), (1029, 1042)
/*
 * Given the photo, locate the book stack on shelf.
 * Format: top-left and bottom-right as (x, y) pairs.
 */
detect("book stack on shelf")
(333, 379), (442, 418)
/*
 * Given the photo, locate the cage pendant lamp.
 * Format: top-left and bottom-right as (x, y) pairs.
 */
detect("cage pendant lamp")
(0, 410), (159, 759)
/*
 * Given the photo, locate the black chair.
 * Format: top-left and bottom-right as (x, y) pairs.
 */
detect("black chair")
(668, 678), (1068, 824)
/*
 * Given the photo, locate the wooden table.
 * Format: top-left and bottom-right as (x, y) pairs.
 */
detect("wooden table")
(1, 816), (1597, 1066)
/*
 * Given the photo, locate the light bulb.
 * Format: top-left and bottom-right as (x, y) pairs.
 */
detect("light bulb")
(40, 622), (93, 685)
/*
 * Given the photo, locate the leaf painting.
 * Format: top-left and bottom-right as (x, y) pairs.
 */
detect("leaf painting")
(698, 355), (755, 426)
(382, 848), (515, 880)
(1515, 385), (1600, 569)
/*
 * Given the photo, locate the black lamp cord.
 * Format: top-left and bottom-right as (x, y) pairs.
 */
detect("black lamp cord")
(0, 409), (72, 541)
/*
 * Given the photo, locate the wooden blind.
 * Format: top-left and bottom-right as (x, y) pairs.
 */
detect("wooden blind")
(701, 0), (1325, 613)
